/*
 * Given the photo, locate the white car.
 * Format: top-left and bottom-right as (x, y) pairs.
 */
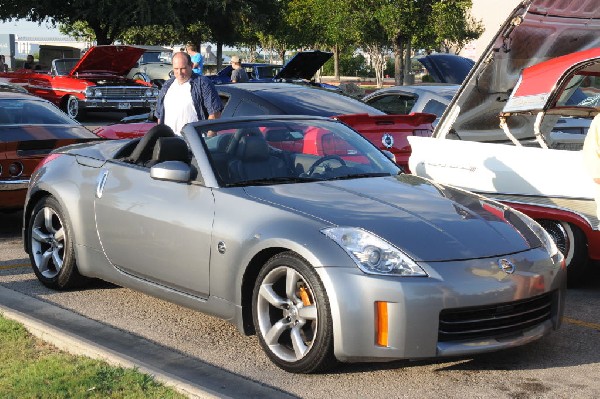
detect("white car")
(408, 0), (600, 286)
(126, 45), (173, 88)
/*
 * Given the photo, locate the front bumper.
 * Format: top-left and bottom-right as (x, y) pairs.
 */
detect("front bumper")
(80, 98), (156, 111)
(317, 247), (566, 363)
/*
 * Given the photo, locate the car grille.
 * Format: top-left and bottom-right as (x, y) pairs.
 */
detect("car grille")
(95, 87), (150, 98)
(438, 292), (553, 342)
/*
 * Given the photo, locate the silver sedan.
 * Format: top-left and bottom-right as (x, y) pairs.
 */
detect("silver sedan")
(22, 116), (566, 373)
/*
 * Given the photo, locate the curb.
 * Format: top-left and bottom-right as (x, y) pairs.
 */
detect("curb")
(0, 285), (294, 399)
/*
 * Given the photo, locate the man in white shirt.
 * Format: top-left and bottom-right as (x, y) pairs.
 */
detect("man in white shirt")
(155, 52), (223, 135)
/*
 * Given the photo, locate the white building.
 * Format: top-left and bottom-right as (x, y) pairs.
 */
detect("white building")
(15, 35), (90, 59)
(461, 0), (521, 60)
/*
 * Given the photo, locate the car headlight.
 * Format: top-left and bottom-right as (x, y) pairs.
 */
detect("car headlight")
(510, 209), (559, 258)
(145, 88), (153, 97)
(322, 227), (427, 276)
(152, 88), (159, 97)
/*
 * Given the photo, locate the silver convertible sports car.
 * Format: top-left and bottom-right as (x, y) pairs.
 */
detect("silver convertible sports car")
(23, 116), (566, 373)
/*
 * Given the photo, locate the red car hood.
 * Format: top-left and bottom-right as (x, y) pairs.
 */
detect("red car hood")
(70, 45), (146, 76)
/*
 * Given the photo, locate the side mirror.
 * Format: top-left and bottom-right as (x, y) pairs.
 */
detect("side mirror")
(150, 161), (191, 182)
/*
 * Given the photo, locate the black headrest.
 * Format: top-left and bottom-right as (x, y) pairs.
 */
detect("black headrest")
(151, 137), (189, 164)
(128, 124), (175, 164)
(236, 135), (269, 162)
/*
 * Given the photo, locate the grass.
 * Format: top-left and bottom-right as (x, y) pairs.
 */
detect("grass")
(0, 314), (186, 399)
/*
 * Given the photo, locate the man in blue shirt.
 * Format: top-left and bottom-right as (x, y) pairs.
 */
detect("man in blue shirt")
(186, 43), (204, 75)
(155, 52), (223, 135)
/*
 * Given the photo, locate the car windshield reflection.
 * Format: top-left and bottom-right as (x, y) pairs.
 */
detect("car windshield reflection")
(195, 119), (401, 186)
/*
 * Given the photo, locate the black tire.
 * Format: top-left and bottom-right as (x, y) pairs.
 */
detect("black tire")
(27, 196), (88, 290)
(537, 219), (588, 287)
(252, 252), (337, 373)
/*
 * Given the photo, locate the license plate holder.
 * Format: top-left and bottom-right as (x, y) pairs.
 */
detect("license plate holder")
(118, 102), (131, 110)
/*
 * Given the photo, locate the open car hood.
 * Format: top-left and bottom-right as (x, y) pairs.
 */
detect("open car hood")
(416, 54), (475, 84)
(435, 0), (600, 142)
(70, 45), (146, 76)
(275, 50), (333, 80)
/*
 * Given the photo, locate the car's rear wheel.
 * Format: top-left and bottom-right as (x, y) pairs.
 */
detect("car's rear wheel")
(62, 95), (81, 120)
(252, 252), (337, 373)
(27, 196), (88, 290)
(537, 219), (588, 287)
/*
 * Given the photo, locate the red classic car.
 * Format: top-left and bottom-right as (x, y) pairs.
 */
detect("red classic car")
(0, 45), (159, 120)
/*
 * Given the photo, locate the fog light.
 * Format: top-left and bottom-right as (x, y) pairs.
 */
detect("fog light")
(375, 301), (389, 347)
(9, 162), (23, 177)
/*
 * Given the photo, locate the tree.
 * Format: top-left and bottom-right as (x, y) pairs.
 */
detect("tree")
(0, 0), (177, 44)
(429, 0), (483, 54)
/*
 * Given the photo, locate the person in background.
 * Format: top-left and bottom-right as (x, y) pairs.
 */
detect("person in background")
(185, 43), (204, 75)
(230, 55), (249, 83)
(155, 52), (222, 135)
(23, 54), (35, 70)
(583, 112), (600, 222)
(0, 55), (8, 72)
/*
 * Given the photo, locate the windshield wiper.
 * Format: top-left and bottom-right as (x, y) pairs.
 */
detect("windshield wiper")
(328, 173), (392, 181)
(226, 176), (321, 187)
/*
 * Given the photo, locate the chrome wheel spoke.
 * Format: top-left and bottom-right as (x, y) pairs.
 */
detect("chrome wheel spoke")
(43, 207), (56, 233)
(285, 268), (300, 300)
(52, 248), (63, 271)
(290, 325), (309, 359)
(298, 305), (317, 321)
(259, 283), (287, 309)
(54, 227), (65, 243)
(265, 319), (289, 346)
(40, 249), (53, 273)
(31, 227), (51, 244)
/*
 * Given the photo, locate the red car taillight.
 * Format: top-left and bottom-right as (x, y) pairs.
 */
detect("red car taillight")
(33, 153), (63, 175)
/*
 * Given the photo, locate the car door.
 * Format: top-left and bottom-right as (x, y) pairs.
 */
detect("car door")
(93, 162), (214, 297)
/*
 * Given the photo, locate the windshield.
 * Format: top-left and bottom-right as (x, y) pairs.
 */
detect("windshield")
(141, 51), (171, 64)
(52, 59), (79, 76)
(0, 98), (78, 125)
(195, 119), (401, 186)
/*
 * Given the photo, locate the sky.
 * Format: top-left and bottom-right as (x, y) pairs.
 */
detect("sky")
(0, 19), (62, 37)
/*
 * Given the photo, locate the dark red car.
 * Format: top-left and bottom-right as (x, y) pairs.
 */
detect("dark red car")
(0, 87), (99, 211)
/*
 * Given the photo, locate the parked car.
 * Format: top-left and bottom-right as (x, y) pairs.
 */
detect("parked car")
(0, 89), (99, 211)
(207, 51), (338, 90)
(23, 115), (566, 373)
(364, 84), (591, 135)
(126, 45), (173, 89)
(363, 84), (459, 125)
(408, 0), (600, 285)
(0, 45), (159, 120)
(94, 83), (436, 171)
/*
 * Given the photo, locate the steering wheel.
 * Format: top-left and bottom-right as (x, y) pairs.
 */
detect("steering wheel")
(306, 155), (347, 176)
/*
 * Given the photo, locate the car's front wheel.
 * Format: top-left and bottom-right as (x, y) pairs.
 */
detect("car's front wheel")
(27, 196), (88, 290)
(537, 219), (588, 287)
(252, 252), (337, 373)
(62, 95), (81, 119)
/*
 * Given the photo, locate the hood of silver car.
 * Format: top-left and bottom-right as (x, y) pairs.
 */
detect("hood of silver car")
(435, 0), (600, 142)
(244, 174), (535, 262)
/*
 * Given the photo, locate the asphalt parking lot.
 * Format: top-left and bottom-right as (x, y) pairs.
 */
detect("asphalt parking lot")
(1, 209), (599, 398)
